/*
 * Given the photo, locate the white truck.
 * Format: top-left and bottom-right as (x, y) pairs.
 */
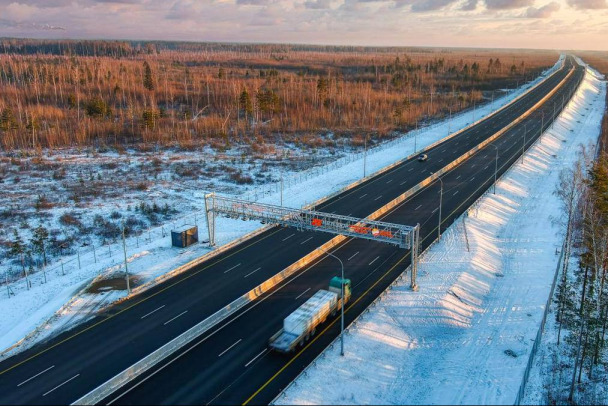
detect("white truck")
(269, 277), (351, 353)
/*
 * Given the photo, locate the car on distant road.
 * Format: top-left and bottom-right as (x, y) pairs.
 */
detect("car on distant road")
(417, 153), (428, 162)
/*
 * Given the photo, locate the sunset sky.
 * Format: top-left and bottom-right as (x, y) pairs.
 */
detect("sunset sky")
(0, 0), (607, 50)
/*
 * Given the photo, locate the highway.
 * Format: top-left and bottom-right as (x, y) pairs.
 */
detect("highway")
(0, 57), (583, 405)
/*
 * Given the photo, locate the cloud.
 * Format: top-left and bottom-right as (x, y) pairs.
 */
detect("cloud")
(525, 1), (560, 17)
(236, 0), (271, 5)
(566, 0), (608, 9)
(393, 0), (460, 11)
(461, 0), (479, 10)
(0, 18), (65, 30)
(304, 0), (333, 9)
(485, 0), (534, 9)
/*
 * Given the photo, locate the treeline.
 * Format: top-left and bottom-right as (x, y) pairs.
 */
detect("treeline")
(553, 146), (608, 401)
(0, 41), (556, 150)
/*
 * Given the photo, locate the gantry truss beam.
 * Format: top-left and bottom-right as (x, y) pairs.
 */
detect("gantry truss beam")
(204, 193), (420, 290)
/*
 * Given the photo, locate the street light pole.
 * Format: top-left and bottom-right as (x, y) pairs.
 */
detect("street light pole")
(363, 134), (367, 178)
(522, 124), (527, 164)
(320, 248), (345, 356)
(122, 223), (131, 295)
(490, 144), (498, 194)
(431, 173), (444, 241)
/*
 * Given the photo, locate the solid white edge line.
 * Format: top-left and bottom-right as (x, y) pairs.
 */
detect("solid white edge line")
(17, 365), (55, 387)
(163, 311), (188, 326)
(42, 374), (80, 397)
(140, 305), (166, 320)
(218, 339), (242, 357)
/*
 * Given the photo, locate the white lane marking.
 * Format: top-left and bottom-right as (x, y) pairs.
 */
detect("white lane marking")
(348, 252), (359, 261)
(432, 207), (438, 213)
(408, 168), (414, 172)
(164, 311), (188, 326)
(218, 339), (242, 357)
(300, 236), (313, 245)
(470, 177), (475, 182)
(456, 175), (461, 180)
(472, 164), (476, 168)
(244, 267), (261, 278)
(282, 233), (295, 241)
(369, 256), (380, 266)
(17, 366), (55, 387)
(374, 195), (382, 201)
(386, 179), (393, 184)
(359, 193), (368, 199)
(42, 374), (80, 397)
(453, 190), (459, 196)
(295, 288), (311, 300)
(245, 349), (268, 368)
(141, 305), (166, 320)
(415, 204), (422, 210)
(224, 263), (242, 274)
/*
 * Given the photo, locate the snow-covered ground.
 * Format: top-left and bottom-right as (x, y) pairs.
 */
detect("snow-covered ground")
(274, 62), (606, 405)
(0, 56), (564, 357)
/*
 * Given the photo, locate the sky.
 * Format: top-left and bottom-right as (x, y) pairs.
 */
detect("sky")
(0, 0), (607, 51)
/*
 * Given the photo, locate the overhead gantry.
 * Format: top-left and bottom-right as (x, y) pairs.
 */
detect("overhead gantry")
(204, 193), (420, 290)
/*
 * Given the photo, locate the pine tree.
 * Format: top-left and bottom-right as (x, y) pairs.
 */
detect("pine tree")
(239, 88), (253, 121)
(143, 61), (154, 91)
(31, 224), (49, 266)
(9, 229), (25, 274)
(0, 107), (18, 131)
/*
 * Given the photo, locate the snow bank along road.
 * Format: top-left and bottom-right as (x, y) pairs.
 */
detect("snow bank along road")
(0, 56), (582, 405)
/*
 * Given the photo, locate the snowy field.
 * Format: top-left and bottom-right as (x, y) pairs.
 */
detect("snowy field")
(274, 62), (606, 405)
(0, 57), (564, 357)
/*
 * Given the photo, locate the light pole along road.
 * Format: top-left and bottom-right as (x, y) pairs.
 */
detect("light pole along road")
(320, 248), (345, 356)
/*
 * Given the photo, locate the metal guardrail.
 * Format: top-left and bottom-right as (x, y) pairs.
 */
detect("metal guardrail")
(72, 58), (571, 405)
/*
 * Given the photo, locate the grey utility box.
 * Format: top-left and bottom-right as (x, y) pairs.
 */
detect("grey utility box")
(171, 225), (199, 248)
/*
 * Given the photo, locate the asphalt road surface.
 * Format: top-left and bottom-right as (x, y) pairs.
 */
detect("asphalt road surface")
(0, 57), (583, 405)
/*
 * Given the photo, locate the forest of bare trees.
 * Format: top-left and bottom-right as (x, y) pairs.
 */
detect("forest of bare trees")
(0, 40), (557, 151)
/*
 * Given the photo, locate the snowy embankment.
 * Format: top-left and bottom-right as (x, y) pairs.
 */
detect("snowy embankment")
(0, 57), (564, 357)
(274, 64), (606, 405)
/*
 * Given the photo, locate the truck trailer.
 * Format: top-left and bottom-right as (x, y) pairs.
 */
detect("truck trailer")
(269, 277), (351, 353)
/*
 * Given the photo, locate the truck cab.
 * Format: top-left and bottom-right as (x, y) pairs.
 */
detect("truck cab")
(328, 276), (351, 305)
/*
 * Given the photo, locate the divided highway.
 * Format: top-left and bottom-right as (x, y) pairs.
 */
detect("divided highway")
(0, 57), (583, 405)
